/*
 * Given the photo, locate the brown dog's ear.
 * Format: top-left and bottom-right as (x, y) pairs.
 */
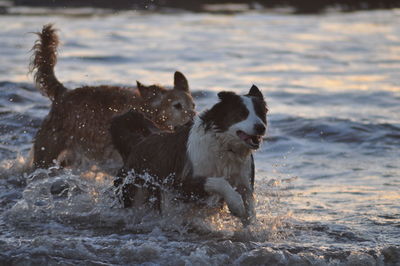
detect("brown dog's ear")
(137, 81), (164, 100)
(136, 81), (148, 97)
(248, 85), (264, 100)
(174, 71), (189, 92)
(136, 81), (144, 88)
(136, 81), (146, 92)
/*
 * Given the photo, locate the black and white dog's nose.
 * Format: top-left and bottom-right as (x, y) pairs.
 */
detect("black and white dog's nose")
(254, 123), (266, 135)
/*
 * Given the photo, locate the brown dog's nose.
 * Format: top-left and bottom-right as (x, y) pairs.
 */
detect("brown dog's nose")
(254, 123), (266, 135)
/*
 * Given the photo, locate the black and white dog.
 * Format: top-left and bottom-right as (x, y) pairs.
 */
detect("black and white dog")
(111, 85), (267, 225)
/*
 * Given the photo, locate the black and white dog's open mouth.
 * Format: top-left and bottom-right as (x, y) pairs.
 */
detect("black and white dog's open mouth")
(236, 130), (263, 149)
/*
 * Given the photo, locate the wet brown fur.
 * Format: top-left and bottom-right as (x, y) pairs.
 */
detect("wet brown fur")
(30, 24), (195, 169)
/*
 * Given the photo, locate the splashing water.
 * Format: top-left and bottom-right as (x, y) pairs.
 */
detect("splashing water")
(0, 7), (399, 265)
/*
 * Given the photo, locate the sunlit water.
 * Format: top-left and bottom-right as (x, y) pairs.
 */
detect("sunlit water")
(0, 7), (399, 265)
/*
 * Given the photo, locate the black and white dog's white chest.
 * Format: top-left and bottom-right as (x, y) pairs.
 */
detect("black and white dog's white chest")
(187, 117), (254, 188)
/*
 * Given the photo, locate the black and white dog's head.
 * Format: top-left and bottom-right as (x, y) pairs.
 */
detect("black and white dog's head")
(200, 85), (267, 150)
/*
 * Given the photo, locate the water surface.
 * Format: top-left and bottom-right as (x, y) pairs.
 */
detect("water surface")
(0, 8), (399, 265)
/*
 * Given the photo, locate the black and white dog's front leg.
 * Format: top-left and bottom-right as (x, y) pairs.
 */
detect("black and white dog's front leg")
(180, 175), (245, 217)
(181, 175), (253, 226)
(236, 184), (256, 226)
(204, 176), (256, 226)
(204, 177), (247, 221)
(114, 169), (162, 211)
(236, 155), (257, 226)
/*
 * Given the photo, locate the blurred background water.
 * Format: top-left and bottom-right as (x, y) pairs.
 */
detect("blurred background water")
(0, 2), (399, 265)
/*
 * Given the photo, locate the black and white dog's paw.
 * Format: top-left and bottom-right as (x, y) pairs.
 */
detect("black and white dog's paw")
(226, 191), (246, 218)
(204, 177), (246, 218)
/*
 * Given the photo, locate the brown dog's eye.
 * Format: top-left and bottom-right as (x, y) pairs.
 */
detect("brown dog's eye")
(173, 103), (182, 110)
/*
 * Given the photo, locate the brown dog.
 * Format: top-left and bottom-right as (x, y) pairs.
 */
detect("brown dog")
(30, 24), (195, 169)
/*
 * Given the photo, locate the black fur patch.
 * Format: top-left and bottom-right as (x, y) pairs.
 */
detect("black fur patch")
(110, 110), (161, 163)
(200, 92), (249, 132)
(250, 96), (267, 124)
(245, 85), (267, 125)
(111, 111), (197, 208)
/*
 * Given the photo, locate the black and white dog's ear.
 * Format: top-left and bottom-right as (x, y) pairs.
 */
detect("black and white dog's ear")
(217, 91), (237, 101)
(248, 85), (264, 100)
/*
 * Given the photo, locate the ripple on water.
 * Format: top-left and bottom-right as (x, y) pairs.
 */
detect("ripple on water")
(0, 9), (400, 265)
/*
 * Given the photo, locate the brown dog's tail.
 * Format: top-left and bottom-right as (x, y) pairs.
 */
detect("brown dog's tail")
(29, 24), (66, 101)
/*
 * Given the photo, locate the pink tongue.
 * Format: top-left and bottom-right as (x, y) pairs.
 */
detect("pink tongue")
(237, 131), (251, 141)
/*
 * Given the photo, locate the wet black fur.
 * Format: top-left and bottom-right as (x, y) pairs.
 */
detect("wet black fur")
(111, 111), (203, 208)
(200, 92), (249, 132)
(201, 86), (267, 133)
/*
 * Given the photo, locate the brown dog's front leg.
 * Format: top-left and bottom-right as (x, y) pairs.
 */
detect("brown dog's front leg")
(33, 131), (67, 169)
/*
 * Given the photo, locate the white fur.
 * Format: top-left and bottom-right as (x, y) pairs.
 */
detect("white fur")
(187, 96), (263, 179)
(204, 177), (245, 217)
(187, 116), (252, 179)
(187, 115), (254, 218)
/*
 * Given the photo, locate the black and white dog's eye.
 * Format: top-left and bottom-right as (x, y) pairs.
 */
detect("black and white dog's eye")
(174, 103), (182, 110)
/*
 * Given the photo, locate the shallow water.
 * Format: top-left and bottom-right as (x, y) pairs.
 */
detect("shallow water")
(0, 7), (399, 265)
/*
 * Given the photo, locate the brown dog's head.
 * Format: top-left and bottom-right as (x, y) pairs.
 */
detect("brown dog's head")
(137, 71), (196, 130)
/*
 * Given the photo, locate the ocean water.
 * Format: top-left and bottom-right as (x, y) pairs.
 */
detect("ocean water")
(0, 7), (399, 265)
